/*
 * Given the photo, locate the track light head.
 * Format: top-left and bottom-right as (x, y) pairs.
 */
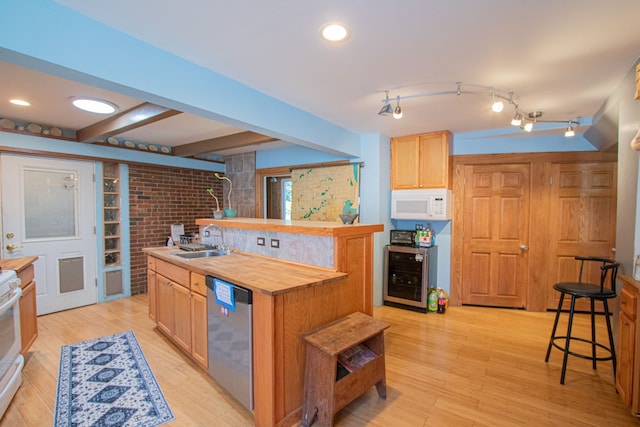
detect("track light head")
(393, 96), (403, 119)
(511, 107), (522, 126)
(378, 91), (393, 116)
(565, 123), (575, 137)
(491, 91), (504, 112)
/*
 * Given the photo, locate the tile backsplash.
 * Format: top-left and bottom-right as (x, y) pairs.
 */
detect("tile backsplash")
(221, 228), (334, 269)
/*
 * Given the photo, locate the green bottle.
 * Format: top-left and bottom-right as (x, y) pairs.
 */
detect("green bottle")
(427, 289), (438, 312)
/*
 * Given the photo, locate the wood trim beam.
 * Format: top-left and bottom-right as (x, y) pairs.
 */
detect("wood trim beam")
(76, 102), (181, 142)
(172, 131), (276, 157)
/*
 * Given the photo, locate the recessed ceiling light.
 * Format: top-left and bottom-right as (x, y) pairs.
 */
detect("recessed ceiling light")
(71, 97), (118, 114)
(321, 23), (350, 42)
(10, 99), (30, 106)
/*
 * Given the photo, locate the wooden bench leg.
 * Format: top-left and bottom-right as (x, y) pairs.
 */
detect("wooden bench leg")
(375, 377), (387, 399)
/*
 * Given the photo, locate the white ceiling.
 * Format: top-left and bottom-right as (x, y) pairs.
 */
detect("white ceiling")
(2, 0), (640, 157)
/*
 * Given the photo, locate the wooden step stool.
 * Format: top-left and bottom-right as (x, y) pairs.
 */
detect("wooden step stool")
(301, 311), (390, 426)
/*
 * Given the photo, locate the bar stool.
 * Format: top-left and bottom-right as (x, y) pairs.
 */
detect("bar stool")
(545, 256), (619, 384)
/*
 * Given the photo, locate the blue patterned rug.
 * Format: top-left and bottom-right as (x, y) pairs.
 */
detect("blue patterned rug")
(54, 331), (174, 427)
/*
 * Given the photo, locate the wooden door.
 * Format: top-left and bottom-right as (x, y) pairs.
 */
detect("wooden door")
(461, 164), (530, 308)
(391, 135), (420, 189)
(546, 162), (617, 310)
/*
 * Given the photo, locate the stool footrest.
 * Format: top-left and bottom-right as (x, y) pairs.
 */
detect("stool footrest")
(550, 336), (614, 362)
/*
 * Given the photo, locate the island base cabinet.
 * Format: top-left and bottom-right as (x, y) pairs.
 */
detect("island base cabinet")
(190, 273), (208, 369)
(616, 278), (640, 414)
(148, 257), (207, 370)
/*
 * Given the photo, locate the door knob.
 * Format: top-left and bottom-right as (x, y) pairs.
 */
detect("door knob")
(6, 243), (21, 252)
(520, 244), (529, 251)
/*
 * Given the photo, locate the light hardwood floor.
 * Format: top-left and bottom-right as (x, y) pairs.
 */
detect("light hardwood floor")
(1, 295), (638, 426)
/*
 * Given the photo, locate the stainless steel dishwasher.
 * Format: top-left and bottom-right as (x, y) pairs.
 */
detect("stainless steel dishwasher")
(205, 276), (253, 410)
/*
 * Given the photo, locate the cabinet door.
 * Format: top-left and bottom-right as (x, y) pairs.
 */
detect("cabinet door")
(191, 292), (208, 369)
(419, 131), (451, 188)
(391, 135), (421, 189)
(148, 270), (157, 322)
(19, 280), (38, 353)
(616, 285), (637, 408)
(172, 283), (192, 353)
(617, 311), (635, 407)
(156, 275), (175, 336)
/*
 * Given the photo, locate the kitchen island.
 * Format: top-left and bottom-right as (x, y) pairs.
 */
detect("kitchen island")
(145, 218), (384, 427)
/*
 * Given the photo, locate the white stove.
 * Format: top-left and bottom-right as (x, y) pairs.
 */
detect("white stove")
(0, 269), (23, 419)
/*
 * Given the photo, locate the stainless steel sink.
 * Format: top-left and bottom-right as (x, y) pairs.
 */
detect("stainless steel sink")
(173, 250), (226, 259)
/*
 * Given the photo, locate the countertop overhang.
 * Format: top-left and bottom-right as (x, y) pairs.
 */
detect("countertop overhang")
(194, 217), (384, 237)
(144, 246), (347, 296)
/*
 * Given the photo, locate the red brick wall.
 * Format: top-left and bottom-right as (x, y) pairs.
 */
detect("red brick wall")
(129, 164), (223, 295)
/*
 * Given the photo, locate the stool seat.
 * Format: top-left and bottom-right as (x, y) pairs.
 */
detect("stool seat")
(545, 256), (620, 384)
(553, 282), (616, 299)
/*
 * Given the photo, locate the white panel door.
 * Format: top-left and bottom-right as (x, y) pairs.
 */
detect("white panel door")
(1, 154), (97, 315)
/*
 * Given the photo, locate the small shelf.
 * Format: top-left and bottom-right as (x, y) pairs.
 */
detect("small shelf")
(301, 312), (389, 426)
(102, 163), (121, 267)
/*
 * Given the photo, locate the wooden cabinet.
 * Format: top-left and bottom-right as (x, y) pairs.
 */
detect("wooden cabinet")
(172, 282), (192, 353)
(190, 272), (208, 369)
(155, 273), (175, 337)
(617, 276), (640, 414)
(147, 269), (157, 322)
(391, 130), (452, 189)
(18, 264), (38, 354)
(0, 259), (40, 354)
(148, 257), (207, 369)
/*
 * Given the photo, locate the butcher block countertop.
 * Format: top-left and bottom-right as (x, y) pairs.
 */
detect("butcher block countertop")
(0, 256), (38, 274)
(143, 246), (347, 296)
(194, 217), (384, 237)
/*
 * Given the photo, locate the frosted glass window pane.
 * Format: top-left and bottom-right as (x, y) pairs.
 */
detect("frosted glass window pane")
(24, 169), (77, 239)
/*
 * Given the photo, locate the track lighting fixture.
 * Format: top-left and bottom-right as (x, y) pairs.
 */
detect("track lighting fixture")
(378, 91), (393, 116)
(491, 90), (504, 113)
(393, 96), (403, 119)
(377, 83), (581, 137)
(511, 107), (523, 126)
(565, 123), (575, 137)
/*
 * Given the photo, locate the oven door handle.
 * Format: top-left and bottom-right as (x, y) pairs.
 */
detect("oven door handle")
(0, 286), (22, 314)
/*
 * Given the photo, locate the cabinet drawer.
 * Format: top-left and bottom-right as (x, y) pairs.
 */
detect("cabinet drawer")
(620, 286), (637, 321)
(156, 258), (189, 287)
(17, 264), (35, 289)
(148, 256), (156, 271)
(190, 273), (207, 297)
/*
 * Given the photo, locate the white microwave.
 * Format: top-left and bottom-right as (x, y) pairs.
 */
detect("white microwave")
(391, 189), (452, 220)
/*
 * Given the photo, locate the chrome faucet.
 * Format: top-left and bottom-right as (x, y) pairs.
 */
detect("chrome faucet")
(202, 224), (224, 249)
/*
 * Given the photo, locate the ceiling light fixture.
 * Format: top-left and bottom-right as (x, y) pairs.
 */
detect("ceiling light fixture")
(565, 123), (575, 137)
(10, 99), (30, 106)
(378, 91), (393, 116)
(491, 90), (504, 112)
(378, 83), (581, 137)
(71, 97), (118, 114)
(393, 96), (403, 119)
(320, 23), (350, 42)
(511, 111), (523, 126)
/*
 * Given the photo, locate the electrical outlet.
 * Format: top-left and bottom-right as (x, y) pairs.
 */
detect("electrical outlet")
(270, 239), (280, 248)
(257, 237), (265, 246)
